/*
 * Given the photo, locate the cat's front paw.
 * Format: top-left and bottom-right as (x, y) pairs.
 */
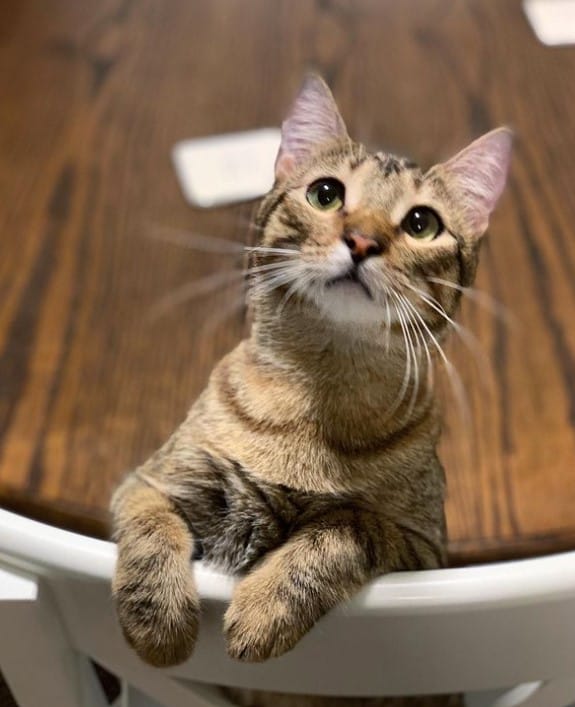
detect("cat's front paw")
(113, 566), (200, 667)
(224, 576), (303, 663)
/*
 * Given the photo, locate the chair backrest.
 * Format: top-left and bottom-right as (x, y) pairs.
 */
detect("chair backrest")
(2, 508), (575, 706)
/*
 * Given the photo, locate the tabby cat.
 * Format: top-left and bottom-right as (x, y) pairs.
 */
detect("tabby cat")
(111, 75), (511, 703)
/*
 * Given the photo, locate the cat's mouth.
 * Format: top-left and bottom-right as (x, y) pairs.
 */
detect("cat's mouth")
(325, 267), (373, 300)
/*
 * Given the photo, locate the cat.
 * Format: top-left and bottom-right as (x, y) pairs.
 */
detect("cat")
(111, 74), (511, 703)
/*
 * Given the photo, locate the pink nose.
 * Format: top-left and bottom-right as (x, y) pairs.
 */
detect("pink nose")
(343, 233), (383, 263)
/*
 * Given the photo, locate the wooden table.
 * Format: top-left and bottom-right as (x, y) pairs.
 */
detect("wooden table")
(1, 0), (575, 567)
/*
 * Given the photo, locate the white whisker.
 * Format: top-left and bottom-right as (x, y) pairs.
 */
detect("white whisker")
(401, 293), (434, 392)
(404, 282), (491, 382)
(254, 270), (299, 294)
(398, 297), (421, 419)
(399, 291), (470, 427)
(386, 292), (413, 419)
(245, 260), (303, 276)
(148, 269), (244, 322)
(149, 254), (301, 322)
(143, 223), (245, 254)
(382, 287), (392, 353)
(426, 276), (515, 325)
(276, 268), (316, 317)
(245, 246), (300, 256)
(251, 262), (303, 300)
(199, 291), (247, 340)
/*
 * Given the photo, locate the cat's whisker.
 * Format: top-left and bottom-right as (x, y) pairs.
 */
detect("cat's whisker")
(399, 301), (417, 416)
(199, 289), (248, 340)
(406, 284), (479, 347)
(147, 269), (245, 322)
(383, 290), (392, 354)
(404, 283), (492, 383)
(276, 269), (316, 317)
(149, 257), (302, 323)
(251, 265), (303, 301)
(414, 324), (434, 406)
(398, 298), (421, 420)
(376, 283), (406, 413)
(255, 266), (299, 283)
(245, 246), (300, 257)
(399, 292), (471, 427)
(402, 294), (434, 392)
(253, 273), (298, 297)
(245, 260), (303, 276)
(426, 276), (515, 326)
(143, 222), (246, 255)
(247, 261), (308, 302)
(385, 292), (413, 419)
(398, 295), (426, 420)
(250, 257), (302, 281)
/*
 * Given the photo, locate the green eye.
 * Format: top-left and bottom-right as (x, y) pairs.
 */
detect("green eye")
(306, 178), (345, 211)
(402, 207), (443, 241)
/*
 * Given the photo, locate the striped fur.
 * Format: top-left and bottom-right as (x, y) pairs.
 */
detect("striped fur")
(111, 77), (509, 707)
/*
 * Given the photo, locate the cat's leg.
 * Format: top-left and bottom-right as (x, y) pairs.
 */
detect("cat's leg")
(111, 474), (200, 667)
(224, 506), (433, 663)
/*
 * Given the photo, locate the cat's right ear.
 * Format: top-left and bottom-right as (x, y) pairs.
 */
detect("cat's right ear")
(275, 74), (349, 181)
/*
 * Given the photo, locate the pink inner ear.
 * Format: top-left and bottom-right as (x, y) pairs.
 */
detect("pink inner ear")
(275, 74), (348, 180)
(275, 153), (296, 181)
(443, 128), (513, 234)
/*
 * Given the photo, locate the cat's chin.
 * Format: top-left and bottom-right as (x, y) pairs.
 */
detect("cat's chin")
(310, 282), (390, 329)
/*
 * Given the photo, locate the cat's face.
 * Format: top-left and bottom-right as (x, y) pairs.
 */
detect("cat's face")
(253, 75), (511, 339)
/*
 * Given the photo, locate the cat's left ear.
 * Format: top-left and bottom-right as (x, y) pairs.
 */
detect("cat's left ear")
(437, 127), (513, 236)
(275, 74), (349, 181)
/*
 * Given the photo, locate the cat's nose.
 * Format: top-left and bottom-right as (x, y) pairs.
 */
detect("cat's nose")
(342, 233), (383, 264)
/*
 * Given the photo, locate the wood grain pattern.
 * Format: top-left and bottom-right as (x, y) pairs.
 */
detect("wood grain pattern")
(1, 0), (574, 565)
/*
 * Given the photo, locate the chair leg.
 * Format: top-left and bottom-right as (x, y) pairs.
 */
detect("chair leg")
(0, 566), (107, 707)
(91, 651), (236, 707)
(123, 684), (236, 707)
(122, 680), (236, 707)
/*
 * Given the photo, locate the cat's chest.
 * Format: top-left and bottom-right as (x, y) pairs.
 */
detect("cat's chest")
(198, 422), (434, 500)
(191, 377), (440, 496)
(176, 455), (367, 574)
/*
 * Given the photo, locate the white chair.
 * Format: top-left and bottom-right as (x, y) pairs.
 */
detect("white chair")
(1, 508), (575, 707)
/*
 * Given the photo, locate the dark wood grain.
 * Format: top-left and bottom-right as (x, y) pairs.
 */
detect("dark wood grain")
(1, 0), (575, 566)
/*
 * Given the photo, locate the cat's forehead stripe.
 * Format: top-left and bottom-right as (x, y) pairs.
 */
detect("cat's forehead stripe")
(374, 152), (419, 177)
(347, 142), (368, 170)
(348, 153), (368, 170)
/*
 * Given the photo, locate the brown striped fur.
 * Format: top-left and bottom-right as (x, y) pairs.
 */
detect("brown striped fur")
(111, 76), (510, 705)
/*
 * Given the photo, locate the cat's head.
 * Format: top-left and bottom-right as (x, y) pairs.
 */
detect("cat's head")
(252, 75), (511, 340)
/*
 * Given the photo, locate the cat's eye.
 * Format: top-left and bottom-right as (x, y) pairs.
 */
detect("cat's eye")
(402, 207), (443, 241)
(306, 178), (345, 211)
